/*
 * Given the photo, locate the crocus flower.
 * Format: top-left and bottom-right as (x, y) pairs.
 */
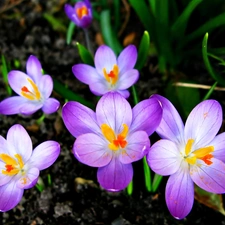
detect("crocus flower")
(147, 94), (225, 219)
(62, 92), (162, 191)
(0, 55), (60, 115)
(0, 124), (60, 212)
(72, 45), (139, 98)
(65, 0), (92, 28)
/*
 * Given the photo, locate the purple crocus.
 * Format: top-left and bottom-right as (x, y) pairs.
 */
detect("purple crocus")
(0, 55), (60, 115)
(0, 124), (60, 212)
(72, 45), (139, 98)
(62, 92), (162, 191)
(147, 94), (225, 219)
(64, 0), (92, 28)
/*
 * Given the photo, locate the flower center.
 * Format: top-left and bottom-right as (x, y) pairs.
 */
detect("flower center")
(184, 139), (214, 165)
(76, 5), (89, 19)
(21, 78), (41, 101)
(101, 123), (128, 151)
(0, 153), (24, 176)
(103, 64), (119, 86)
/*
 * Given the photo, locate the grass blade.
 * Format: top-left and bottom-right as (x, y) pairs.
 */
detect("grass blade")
(135, 31), (150, 70)
(76, 42), (94, 66)
(66, 21), (76, 45)
(202, 33), (225, 86)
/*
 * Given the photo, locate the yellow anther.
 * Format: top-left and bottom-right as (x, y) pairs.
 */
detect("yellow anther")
(21, 78), (41, 101)
(103, 64), (119, 85)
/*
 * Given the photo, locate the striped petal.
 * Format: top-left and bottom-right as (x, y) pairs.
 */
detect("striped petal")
(130, 98), (162, 135)
(26, 55), (42, 83)
(94, 45), (117, 76)
(74, 133), (112, 167)
(96, 92), (132, 133)
(190, 158), (225, 193)
(184, 100), (222, 148)
(166, 163), (194, 219)
(62, 101), (100, 138)
(97, 157), (133, 191)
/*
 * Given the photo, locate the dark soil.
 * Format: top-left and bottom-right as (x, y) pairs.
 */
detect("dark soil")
(0, 1), (225, 225)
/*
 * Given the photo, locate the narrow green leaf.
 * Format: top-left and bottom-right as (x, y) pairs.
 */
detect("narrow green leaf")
(128, 0), (154, 37)
(113, 0), (120, 32)
(147, 0), (156, 16)
(100, 10), (122, 55)
(143, 156), (152, 192)
(152, 174), (163, 192)
(135, 31), (150, 70)
(131, 85), (139, 104)
(43, 13), (67, 32)
(202, 33), (225, 86)
(53, 78), (95, 109)
(171, 0), (202, 37)
(1, 55), (12, 95)
(66, 21), (76, 45)
(127, 180), (133, 195)
(76, 42), (94, 66)
(186, 11), (225, 43)
(202, 81), (217, 101)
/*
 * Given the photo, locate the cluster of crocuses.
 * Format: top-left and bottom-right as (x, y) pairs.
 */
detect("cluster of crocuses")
(0, 0), (225, 221)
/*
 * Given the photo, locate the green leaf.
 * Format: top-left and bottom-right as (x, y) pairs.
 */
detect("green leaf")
(195, 185), (225, 216)
(202, 33), (225, 86)
(135, 31), (150, 70)
(152, 174), (163, 192)
(202, 81), (217, 101)
(171, 0), (202, 37)
(66, 21), (76, 45)
(128, 0), (153, 35)
(186, 11), (225, 43)
(1, 55), (12, 95)
(143, 156), (152, 192)
(100, 9), (122, 55)
(76, 42), (94, 66)
(43, 13), (67, 32)
(53, 78), (95, 109)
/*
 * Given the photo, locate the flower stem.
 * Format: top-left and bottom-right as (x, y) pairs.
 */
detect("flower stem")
(36, 113), (45, 125)
(83, 28), (93, 56)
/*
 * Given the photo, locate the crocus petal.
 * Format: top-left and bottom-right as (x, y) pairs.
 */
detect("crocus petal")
(72, 64), (100, 85)
(117, 69), (139, 89)
(79, 16), (92, 28)
(38, 75), (53, 99)
(20, 102), (43, 115)
(0, 96), (27, 115)
(117, 45), (137, 75)
(151, 94), (185, 144)
(147, 139), (182, 176)
(0, 136), (10, 154)
(116, 90), (130, 98)
(97, 157), (133, 191)
(0, 162), (13, 186)
(119, 131), (150, 164)
(74, 133), (112, 167)
(28, 141), (60, 170)
(0, 178), (24, 212)
(166, 163), (194, 219)
(42, 98), (60, 114)
(8, 70), (31, 95)
(210, 133), (225, 163)
(64, 4), (76, 22)
(62, 101), (100, 138)
(95, 45), (117, 76)
(184, 100), (222, 148)
(130, 98), (162, 135)
(96, 92), (132, 133)
(89, 81), (108, 96)
(6, 124), (32, 163)
(190, 158), (225, 193)
(17, 167), (39, 189)
(26, 55), (42, 83)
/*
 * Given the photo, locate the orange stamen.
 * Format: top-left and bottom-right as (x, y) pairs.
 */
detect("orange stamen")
(76, 6), (88, 19)
(21, 86), (30, 92)
(199, 154), (213, 165)
(5, 164), (14, 172)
